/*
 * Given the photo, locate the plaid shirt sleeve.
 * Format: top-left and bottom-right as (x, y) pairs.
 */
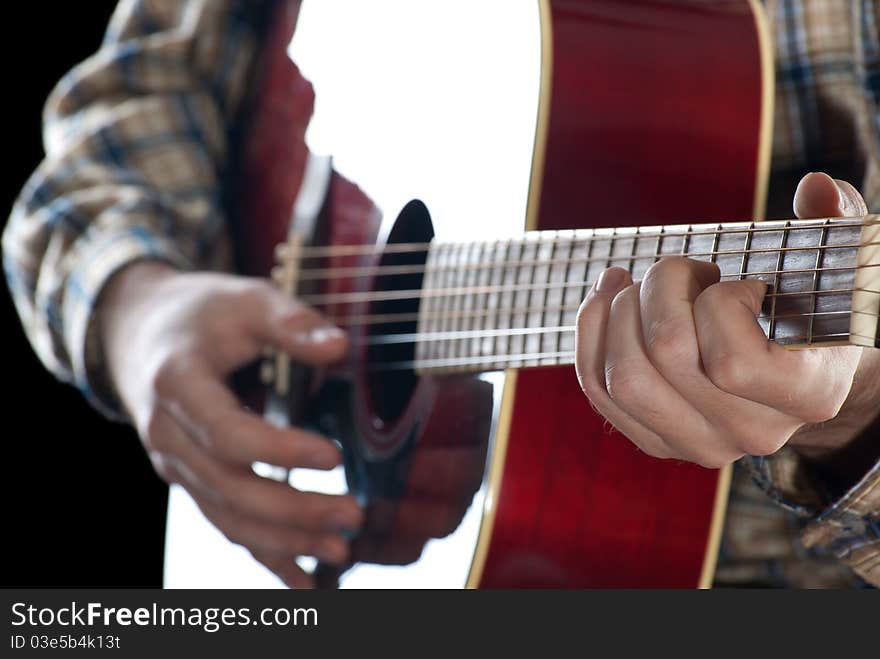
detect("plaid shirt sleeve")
(714, 0), (880, 589)
(1, 0), (264, 418)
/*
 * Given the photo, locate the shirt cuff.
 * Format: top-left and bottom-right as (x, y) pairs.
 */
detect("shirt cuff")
(62, 226), (193, 421)
(746, 447), (880, 587)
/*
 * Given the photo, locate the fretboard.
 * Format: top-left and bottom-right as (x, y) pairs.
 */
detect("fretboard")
(414, 217), (880, 374)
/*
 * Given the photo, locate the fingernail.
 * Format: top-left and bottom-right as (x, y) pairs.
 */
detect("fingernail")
(294, 325), (345, 344)
(596, 268), (627, 294)
(832, 179), (863, 217)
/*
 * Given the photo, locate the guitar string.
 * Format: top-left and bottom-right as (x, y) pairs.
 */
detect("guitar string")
(285, 217), (880, 259)
(298, 262), (880, 306)
(355, 308), (880, 347)
(290, 238), (880, 282)
(365, 330), (878, 372)
(323, 285), (880, 328)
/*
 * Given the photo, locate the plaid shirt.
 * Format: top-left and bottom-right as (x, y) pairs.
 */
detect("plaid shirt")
(3, 0), (879, 588)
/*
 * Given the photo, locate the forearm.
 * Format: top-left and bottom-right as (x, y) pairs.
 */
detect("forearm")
(2, 0), (263, 416)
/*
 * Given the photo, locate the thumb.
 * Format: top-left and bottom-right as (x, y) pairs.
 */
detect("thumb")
(247, 281), (348, 365)
(793, 172), (868, 218)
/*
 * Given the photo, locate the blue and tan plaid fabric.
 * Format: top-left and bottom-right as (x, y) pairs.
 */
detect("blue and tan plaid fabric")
(2, 0), (879, 587)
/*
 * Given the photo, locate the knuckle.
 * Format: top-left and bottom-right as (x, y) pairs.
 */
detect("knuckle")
(577, 372), (606, 403)
(150, 359), (179, 398)
(799, 397), (842, 424)
(638, 442), (674, 461)
(604, 360), (646, 404)
(704, 352), (753, 394)
(142, 409), (169, 451)
(644, 255), (689, 281)
(736, 435), (785, 457)
(645, 317), (692, 366)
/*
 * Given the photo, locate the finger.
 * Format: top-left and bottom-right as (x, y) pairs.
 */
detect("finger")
(250, 550), (314, 590)
(639, 258), (799, 452)
(244, 281), (348, 365)
(605, 281), (742, 467)
(156, 364), (341, 470)
(193, 493), (350, 564)
(694, 279), (859, 423)
(575, 268), (674, 460)
(150, 406), (363, 532)
(793, 172), (868, 219)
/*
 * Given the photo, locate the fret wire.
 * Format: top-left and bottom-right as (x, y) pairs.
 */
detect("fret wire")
(768, 221), (790, 341)
(290, 218), (880, 259)
(739, 221), (755, 281)
(710, 224), (721, 266)
(438, 244), (458, 361)
(301, 261), (878, 306)
(454, 242), (471, 361)
(560, 232), (578, 355)
(543, 231), (562, 361)
(808, 220), (830, 344)
(653, 225), (664, 264)
(458, 242), (476, 359)
(492, 239), (511, 367)
(295, 238), (877, 282)
(551, 232), (571, 358)
(507, 239), (527, 369)
(521, 236), (541, 368)
(681, 223), (692, 256)
(479, 240), (499, 364)
(628, 227), (640, 274)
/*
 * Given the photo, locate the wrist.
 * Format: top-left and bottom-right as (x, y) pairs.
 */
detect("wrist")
(788, 347), (880, 488)
(96, 260), (182, 418)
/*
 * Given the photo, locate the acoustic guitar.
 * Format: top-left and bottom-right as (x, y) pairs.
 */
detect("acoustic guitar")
(162, 0), (880, 588)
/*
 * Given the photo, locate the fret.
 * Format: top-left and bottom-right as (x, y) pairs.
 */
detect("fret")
(477, 240), (502, 362)
(538, 232), (564, 361)
(738, 222), (754, 280)
(586, 228), (612, 290)
(628, 227), (640, 275)
(807, 220), (830, 344)
(522, 234), (547, 366)
(508, 238), (531, 369)
(715, 222), (750, 281)
(454, 241), (478, 360)
(438, 243), (463, 361)
(534, 233), (558, 363)
(490, 239), (513, 367)
(609, 227), (637, 271)
(813, 221), (860, 341)
(768, 221), (790, 341)
(416, 244), (447, 359)
(631, 226), (662, 280)
(654, 225), (664, 265)
(710, 224), (721, 264)
(681, 224), (692, 256)
(555, 232), (578, 356)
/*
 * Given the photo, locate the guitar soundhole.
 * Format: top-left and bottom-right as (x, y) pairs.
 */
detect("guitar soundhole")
(365, 200), (434, 427)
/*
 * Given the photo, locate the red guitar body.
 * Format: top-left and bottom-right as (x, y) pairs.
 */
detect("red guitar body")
(161, 0), (771, 588)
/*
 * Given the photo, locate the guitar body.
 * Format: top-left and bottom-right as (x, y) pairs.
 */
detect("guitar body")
(163, 0), (772, 588)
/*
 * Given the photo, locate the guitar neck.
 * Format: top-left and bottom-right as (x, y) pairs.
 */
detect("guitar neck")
(413, 216), (880, 374)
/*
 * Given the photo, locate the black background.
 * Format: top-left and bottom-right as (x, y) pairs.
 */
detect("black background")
(2, 2), (166, 587)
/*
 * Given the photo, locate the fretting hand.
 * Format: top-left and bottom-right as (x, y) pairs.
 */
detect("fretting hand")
(575, 172), (880, 468)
